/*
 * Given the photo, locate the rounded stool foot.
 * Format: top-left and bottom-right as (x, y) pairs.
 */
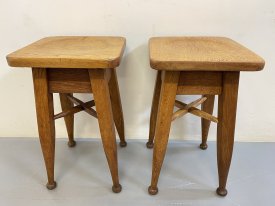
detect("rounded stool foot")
(119, 141), (127, 147)
(46, 181), (57, 190)
(112, 184), (122, 193)
(68, 140), (76, 147)
(216, 187), (228, 196)
(199, 143), (208, 150)
(146, 141), (154, 149)
(148, 186), (158, 195)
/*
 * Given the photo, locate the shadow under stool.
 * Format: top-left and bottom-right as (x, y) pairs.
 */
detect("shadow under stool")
(6, 36), (127, 193)
(146, 37), (265, 196)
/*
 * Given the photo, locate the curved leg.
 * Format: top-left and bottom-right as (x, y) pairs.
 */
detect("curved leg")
(32, 68), (56, 190)
(148, 71), (180, 195)
(108, 69), (127, 147)
(59, 93), (76, 147)
(200, 95), (215, 150)
(146, 71), (162, 149)
(216, 72), (239, 196)
(89, 69), (122, 193)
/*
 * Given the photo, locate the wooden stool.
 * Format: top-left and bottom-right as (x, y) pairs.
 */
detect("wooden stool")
(6, 36), (127, 193)
(146, 37), (265, 196)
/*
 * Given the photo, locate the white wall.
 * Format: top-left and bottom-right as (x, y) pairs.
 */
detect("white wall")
(0, 0), (274, 141)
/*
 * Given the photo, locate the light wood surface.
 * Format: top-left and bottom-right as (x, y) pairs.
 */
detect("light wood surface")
(200, 95), (215, 150)
(172, 97), (207, 121)
(148, 71), (180, 195)
(66, 94), (97, 118)
(147, 71), (162, 149)
(147, 37), (264, 196)
(7, 36), (126, 69)
(32, 67), (124, 192)
(32, 68), (56, 190)
(9, 36), (126, 192)
(54, 100), (95, 120)
(149, 37), (265, 71)
(48, 68), (91, 93)
(174, 99), (218, 123)
(216, 72), (239, 196)
(59, 93), (76, 147)
(89, 69), (122, 193)
(177, 71), (222, 95)
(108, 69), (127, 147)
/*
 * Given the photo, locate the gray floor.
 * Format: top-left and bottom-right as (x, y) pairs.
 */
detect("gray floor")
(0, 138), (274, 206)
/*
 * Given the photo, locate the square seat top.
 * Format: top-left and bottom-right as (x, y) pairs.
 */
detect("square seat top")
(149, 37), (265, 71)
(7, 36), (126, 69)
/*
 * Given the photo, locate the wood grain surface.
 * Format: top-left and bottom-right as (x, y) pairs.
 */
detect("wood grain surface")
(147, 71), (162, 149)
(200, 94), (215, 150)
(216, 72), (240, 196)
(149, 37), (265, 71)
(7, 36), (126, 69)
(177, 71), (222, 95)
(48, 68), (91, 93)
(32, 68), (56, 190)
(59, 93), (76, 147)
(148, 71), (180, 195)
(108, 69), (127, 147)
(89, 69), (122, 193)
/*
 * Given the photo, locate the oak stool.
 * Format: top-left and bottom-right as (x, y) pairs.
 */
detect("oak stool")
(146, 37), (265, 196)
(6, 36), (127, 193)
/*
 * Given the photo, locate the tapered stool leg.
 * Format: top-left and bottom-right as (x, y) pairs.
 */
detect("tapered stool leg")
(59, 93), (76, 147)
(146, 71), (162, 149)
(216, 72), (239, 196)
(148, 71), (180, 195)
(89, 69), (122, 193)
(32, 68), (56, 190)
(108, 69), (127, 147)
(200, 94), (215, 150)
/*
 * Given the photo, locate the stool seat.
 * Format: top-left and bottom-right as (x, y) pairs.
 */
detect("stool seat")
(7, 36), (126, 69)
(149, 37), (265, 71)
